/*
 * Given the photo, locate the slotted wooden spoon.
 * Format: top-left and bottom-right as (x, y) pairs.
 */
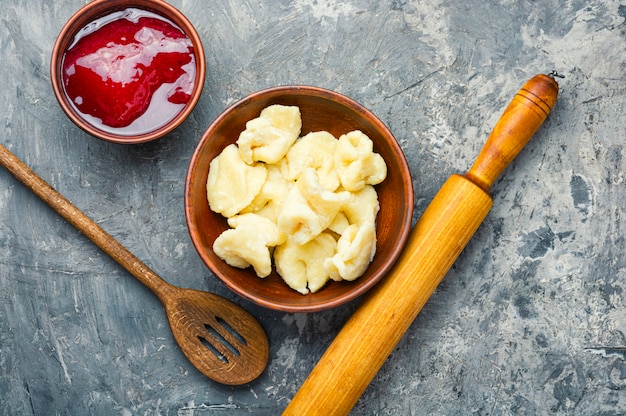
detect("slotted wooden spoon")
(0, 143), (269, 385)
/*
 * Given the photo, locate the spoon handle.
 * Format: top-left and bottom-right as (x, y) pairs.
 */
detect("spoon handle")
(283, 73), (560, 416)
(0, 144), (173, 299)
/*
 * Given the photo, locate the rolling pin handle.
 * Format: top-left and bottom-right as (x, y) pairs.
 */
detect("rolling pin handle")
(464, 73), (559, 193)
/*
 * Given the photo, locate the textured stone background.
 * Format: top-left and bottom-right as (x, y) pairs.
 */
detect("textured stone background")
(0, 0), (625, 414)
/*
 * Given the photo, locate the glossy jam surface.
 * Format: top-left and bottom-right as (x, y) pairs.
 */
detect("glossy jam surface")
(62, 8), (196, 135)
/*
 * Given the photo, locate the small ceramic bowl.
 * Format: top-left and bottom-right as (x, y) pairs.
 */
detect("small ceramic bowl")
(185, 86), (414, 312)
(50, 0), (205, 144)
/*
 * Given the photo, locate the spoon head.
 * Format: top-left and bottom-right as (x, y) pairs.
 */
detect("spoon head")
(165, 288), (269, 385)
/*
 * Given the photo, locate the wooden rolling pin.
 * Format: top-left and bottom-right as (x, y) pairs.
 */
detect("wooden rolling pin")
(283, 73), (560, 415)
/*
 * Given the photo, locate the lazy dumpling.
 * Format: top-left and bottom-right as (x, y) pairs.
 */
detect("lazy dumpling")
(278, 168), (350, 245)
(324, 222), (377, 281)
(213, 213), (285, 278)
(335, 130), (387, 192)
(237, 105), (301, 164)
(240, 163), (292, 224)
(342, 184), (380, 227)
(274, 232), (337, 294)
(206, 144), (267, 218)
(282, 131), (340, 191)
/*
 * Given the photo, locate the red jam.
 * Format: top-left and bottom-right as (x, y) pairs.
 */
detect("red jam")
(62, 8), (196, 135)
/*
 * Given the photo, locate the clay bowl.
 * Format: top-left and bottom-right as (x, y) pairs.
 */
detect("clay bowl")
(185, 86), (414, 313)
(50, 0), (205, 144)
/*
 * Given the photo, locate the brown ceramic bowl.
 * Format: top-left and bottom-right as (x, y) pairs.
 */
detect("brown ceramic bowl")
(185, 86), (414, 312)
(50, 0), (205, 144)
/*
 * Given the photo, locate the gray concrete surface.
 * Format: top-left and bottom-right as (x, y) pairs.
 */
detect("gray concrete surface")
(1, 0), (625, 414)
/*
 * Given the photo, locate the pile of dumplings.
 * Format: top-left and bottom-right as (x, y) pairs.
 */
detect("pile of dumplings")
(206, 104), (387, 294)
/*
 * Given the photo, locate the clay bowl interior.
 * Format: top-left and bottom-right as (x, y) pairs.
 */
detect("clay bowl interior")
(185, 86), (414, 313)
(50, 0), (205, 144)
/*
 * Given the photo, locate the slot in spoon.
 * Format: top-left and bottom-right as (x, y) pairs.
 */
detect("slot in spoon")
(0, 143), (269, 385)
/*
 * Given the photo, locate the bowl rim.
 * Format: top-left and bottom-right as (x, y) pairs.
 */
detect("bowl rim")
(185, 85), (414, 312)
(49, 0), (206, 144)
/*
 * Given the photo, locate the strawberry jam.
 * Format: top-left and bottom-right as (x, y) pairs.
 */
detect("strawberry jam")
(61, 8), (196, 135)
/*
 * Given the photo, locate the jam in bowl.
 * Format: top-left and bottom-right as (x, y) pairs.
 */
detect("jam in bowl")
(50, 0), (205, 144)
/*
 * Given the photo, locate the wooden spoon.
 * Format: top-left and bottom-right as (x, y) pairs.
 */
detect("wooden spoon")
(283, 73), (561, 414)
(0, 143), (269, 385)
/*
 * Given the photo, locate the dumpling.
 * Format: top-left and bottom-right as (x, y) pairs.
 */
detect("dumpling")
(206, 144), (267, 218)
(274, 232), (337, 294)
(335, 130), (387, 192)
(278, 169), (350, 245)
(213, 213), (285, 278)
(342, 184), (380, 226)
(324, 222), (377, 281)
(237, 105), (301, 164)
(240, 163), (292, 224)
(283, 131), (340, 191)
